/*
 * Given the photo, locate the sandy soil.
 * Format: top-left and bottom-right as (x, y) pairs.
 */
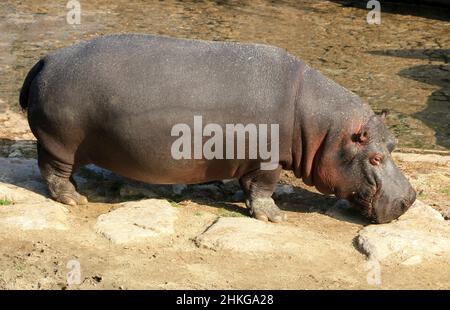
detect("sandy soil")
(0, 0), (449, 290)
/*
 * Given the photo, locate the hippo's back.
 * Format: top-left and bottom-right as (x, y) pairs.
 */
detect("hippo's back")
(36, 34), (301, 115)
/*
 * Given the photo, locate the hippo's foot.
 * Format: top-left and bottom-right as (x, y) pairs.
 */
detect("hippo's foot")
(45, 173), (88, 206)
(54, 189), (88, 206)
(246, 197), (287, 223)
(37, 144), (88, 206)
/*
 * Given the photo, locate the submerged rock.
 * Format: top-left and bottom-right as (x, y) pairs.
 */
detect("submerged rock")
(119, 184), (158, 199)
(273, 184), (294, 198)
(172, 184), (187, 195)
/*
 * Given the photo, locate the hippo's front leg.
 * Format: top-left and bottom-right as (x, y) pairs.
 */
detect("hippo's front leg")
(239, 166), (287, 223)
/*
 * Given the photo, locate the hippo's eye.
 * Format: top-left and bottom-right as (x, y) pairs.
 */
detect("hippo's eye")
(352, 130), (369, 144)
(369, 154), (383, 166)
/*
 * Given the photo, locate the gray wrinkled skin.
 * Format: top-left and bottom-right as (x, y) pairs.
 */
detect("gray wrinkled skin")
(246, 198), (287, 223)
(20, 34), (415, 223)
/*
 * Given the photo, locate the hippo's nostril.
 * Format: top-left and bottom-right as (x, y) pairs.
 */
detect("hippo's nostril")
(400, 200), (409, 212)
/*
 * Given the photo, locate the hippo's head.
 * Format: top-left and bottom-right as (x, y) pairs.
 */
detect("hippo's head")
(317, 111), (416, 224)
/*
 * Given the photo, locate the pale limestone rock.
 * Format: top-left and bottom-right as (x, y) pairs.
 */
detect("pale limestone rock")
(357, 200), (450, 263)
(195, 217), (326, 255)
(95, 199), (178, 244)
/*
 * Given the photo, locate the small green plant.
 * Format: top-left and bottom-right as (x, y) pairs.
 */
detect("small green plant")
(418, 191), (428, 200)
(14, 262), (25, 272)
(168, 200), (180, 208)
(0, 198), (13, 206)
(440, 188), (450, 197)
(217, 207), (245, 218)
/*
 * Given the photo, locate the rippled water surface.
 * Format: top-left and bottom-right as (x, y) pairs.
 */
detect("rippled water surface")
(0, 0), (449, 149)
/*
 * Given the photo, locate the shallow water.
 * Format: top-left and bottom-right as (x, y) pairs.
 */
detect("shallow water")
(0, 0), (449, 149)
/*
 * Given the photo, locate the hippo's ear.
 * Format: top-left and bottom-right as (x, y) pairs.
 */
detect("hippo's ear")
(377, 109), (389, 123)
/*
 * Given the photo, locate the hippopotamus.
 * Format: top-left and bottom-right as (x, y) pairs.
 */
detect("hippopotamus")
(19, 34), (416, 224)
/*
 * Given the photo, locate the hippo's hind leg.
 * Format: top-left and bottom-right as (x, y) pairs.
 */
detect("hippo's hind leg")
(239, 166), (287, 223)
(37, 144), (88, 206)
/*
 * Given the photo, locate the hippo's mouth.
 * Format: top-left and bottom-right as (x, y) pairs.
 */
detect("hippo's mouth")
(349, 185), (381, 222)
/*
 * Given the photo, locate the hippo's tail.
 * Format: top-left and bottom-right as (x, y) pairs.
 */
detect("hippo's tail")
(19, 58), (44, 111)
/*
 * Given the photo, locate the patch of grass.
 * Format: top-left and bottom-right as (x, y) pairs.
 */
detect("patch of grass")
(0, 198), (13, 206)
(168, 200), (180, 208)
(411, 139), (426, 149)
(440, 188), (450, 197)
(418, 191), (428, 200)
(14, 262), (25, 273)
(217, 208), (246, 218)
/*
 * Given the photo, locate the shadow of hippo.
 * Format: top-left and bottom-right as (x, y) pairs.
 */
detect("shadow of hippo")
(0, 156), (369, 225)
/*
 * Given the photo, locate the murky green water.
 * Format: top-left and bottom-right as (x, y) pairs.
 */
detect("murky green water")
(1, 0), (449, 149)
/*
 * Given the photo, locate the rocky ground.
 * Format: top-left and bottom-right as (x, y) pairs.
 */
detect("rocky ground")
(0, 115), (449, 289)
(0, 0), (449, 289)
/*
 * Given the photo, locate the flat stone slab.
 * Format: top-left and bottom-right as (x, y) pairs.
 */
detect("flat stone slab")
(357, 200), (450, 263)
(0, 202), (68, 231)
(0, 158), (69, 231)
(95, 199), (178, 244)
(195, 217), (321, 254)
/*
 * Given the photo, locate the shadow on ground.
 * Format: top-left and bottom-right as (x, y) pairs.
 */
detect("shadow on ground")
(368, 49), (450, 149)
(74, 164), (361, 223)
(330, 0), (450, 21)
